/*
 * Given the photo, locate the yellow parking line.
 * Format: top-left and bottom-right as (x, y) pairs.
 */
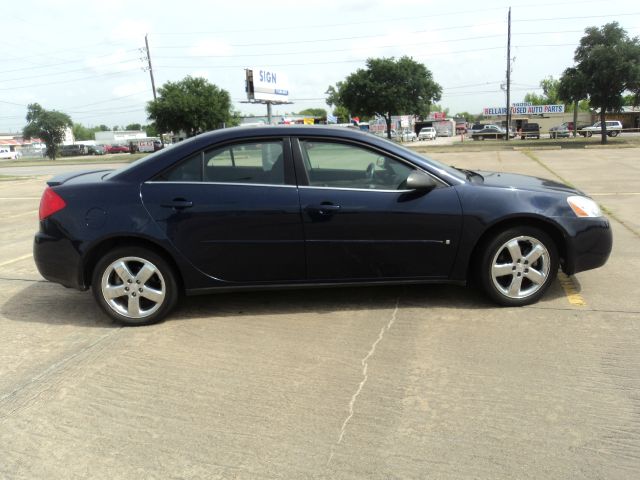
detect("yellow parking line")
(0, 254), (33, 268)
(557, 272), (586, 306)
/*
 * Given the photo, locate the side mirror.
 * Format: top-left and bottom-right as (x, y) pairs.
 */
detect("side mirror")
(405, 171), (437, 191)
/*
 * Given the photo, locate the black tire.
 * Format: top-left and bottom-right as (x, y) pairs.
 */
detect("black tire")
(585, 131), (593, 138)
(478, 226), (559, 306)
(609, 131), (619, 137)
(91, 246), (179, 326)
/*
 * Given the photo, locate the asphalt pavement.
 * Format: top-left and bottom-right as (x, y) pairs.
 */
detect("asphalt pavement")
(0, 148), (638, 479)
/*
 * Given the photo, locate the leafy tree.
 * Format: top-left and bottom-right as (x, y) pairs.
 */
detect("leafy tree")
(98, 124), (110, 132)
(297, 108), (327, 117)
(72, 123), (93, 141)
(147, 76), (234, 137)
(327, 57), (442, 138)
(144, 123), (159, 138)
(23, 103), (72, 160)
(126, 123), (142, 131)
(454, 112), (475, 122)
(332, 105), (350, 123)
(523, 76), (591, 113)
(560, 22), (640, 143)
(623, 92), (639, 106)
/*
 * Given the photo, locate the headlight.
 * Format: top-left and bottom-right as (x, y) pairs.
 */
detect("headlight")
(567, 195), (603, 218)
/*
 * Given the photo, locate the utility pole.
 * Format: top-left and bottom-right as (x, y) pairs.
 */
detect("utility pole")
(505, 7), (512, 141)
(144, 34), (163, 145)
(144, 34), (157, 101)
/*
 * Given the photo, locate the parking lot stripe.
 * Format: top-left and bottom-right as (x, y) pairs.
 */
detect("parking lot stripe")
(0, 254), (33, 268)
(3, 210), (37, 220)
(590, 192), (640, 196)
(557, 272), (587, 306)
(0, 197), (41, 200)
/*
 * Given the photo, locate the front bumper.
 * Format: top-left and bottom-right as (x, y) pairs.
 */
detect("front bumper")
(559, 216), (613, 275)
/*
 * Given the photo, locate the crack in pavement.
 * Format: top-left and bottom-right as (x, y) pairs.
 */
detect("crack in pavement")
(0, 327), (121, 423)
(327, 297), (400, 466)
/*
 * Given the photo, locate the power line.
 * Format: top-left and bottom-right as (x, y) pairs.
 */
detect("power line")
(0, 57), (144, 84)
(0, 48), (139, 75)
(150, 1), (619, 36)
(0, 68), (142, 92)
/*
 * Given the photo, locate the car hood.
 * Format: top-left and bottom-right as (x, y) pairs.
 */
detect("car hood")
(477, 171), (584, 196)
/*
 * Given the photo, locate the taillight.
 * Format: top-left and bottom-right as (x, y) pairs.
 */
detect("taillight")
(39, 187), (66, 220)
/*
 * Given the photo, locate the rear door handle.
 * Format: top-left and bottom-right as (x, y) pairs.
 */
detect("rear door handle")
(161, 198), (193, 209)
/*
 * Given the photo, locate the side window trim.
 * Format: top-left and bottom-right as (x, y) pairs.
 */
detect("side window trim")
(291, 137), (447, 189)
(152, 137), (295, 186)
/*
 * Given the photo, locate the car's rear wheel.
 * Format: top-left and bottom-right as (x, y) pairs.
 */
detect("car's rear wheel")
(479, 227), (558, 306)
(609, 131), (619, 137)
(92, 247), (178, 326)
(586, 131), (593, 137)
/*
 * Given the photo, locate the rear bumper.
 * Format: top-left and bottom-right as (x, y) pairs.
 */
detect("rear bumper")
(33, 232), (86, 290)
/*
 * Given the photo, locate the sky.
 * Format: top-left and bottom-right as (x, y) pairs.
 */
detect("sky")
(1, 0), (639, 132)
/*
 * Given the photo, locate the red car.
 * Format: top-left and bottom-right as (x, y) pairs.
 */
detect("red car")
(106, 144), (130, 154)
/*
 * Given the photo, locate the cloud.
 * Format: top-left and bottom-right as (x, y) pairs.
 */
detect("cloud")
(85, 49), (141, 75)
(109, 19), (153, 43)
(189, 38), (233, 57)
(112, 81), (150, 98)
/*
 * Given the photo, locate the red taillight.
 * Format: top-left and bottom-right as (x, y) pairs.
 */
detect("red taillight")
(39, 187), (66, 220)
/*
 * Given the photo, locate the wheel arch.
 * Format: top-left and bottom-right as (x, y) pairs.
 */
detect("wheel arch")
(466, 216), (568, 281)
(82, 236), (184, 292)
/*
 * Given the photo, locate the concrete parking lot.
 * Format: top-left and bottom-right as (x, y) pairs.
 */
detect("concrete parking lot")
(1, 148), (639, 479)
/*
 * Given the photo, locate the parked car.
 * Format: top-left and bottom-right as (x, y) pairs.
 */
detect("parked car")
(391, 129), (416, 142)
(87, 145), (106, 156)
(60, 144), (87, 157)
(520, 123), (540, 140)
(0, 148), (20, 160)
(34, 126), (612, 325)
(418, 127), (437, 141)
(549, 122), (573, 139)
(579, 120), (623, 137)
(471, 125), (507, 140)
(469, 123), (485, 135)
(106, 144), (130, 154)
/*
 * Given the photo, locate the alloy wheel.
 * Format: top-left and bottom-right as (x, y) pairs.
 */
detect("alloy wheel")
(100, 256), (166, 319)
(490, 235), (551, 299)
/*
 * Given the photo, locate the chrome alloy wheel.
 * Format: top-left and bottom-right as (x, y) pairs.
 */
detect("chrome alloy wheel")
(100, 256), (166, 319)
(490, 235), (551, 299)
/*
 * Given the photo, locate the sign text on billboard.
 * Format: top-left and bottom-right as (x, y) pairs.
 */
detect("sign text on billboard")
(483, 105), (565, 116)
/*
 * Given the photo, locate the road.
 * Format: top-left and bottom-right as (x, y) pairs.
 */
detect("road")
(0, 149), (639, 479)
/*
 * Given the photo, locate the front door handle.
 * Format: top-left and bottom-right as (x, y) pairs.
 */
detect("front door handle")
(306, 203), (341, 216)
(161, 198), (193, 210)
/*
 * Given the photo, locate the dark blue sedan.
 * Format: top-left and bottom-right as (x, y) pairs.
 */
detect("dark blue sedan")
(34, 126), (612, 325)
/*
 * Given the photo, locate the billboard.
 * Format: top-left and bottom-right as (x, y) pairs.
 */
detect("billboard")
(483, 105), (565, 116)
(246, 68), (290, 102)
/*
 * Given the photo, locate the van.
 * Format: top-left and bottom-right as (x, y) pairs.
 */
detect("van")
(60, 144), (87, 157)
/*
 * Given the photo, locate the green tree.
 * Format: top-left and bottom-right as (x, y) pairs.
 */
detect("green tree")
(23, 103), (72, 160)
(72, 123), (93, 141)
(327, 57), (441, 138)
(147, 76), (234, 138)
(561, 22), (640, 143)
(126, 123), (142, 131)
(297, 108), (327, 117)
(332, 106), (350, 123)
(454, 112), (475, 122)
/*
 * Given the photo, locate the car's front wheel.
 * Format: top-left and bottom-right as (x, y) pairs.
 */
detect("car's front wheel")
(92, 247), (179, 326)
(479, 227), (558, 306)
